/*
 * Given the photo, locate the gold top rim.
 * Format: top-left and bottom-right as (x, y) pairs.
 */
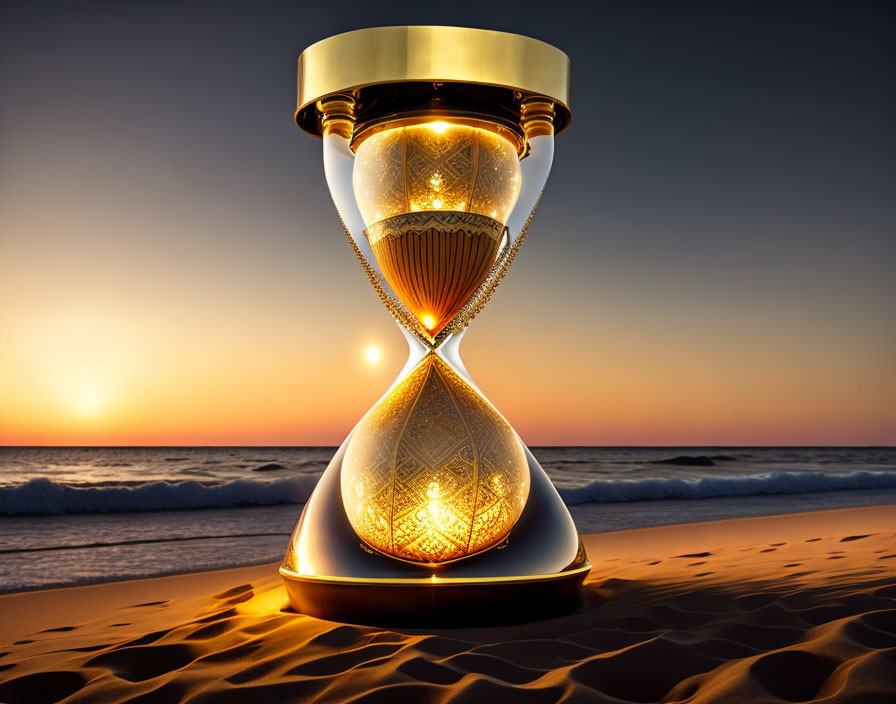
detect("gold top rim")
(296, 25), (571, 137)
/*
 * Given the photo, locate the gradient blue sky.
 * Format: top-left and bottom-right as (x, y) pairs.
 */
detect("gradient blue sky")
(1, 1), (894, 445)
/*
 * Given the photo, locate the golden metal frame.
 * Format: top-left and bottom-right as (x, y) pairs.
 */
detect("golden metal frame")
(282, 26), (588, 625)
(351, 114), (528, 156)
(280, 564), (591, 586)
(280, 437), (590, 625)
(297, 26), (571, 137)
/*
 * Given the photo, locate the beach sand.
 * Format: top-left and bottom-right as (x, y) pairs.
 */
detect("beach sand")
(1, 505), (894, 703)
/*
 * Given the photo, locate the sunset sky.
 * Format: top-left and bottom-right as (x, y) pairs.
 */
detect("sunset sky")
(1, 1), (894, 446)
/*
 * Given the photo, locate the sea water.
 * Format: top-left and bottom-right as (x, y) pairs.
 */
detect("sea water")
(1, 446), (894, 592)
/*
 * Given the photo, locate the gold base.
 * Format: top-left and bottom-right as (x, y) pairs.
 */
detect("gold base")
(280, 565), (589, 626)
(280, 435), (590, 625)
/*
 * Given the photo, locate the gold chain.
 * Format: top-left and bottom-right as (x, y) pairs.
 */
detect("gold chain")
(437, 180), (548, 340)
(333, 180), (547, 350)
(333, 201), (435, 347)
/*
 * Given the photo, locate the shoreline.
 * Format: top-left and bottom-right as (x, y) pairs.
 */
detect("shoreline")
(3, 489), (896, 595)
(3, 504), (894, 620)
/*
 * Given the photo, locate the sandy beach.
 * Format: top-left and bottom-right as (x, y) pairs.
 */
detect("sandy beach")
(0, 505), (893, 703)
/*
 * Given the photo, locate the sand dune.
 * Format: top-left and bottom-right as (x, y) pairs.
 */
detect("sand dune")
(1, 506), (894, 703)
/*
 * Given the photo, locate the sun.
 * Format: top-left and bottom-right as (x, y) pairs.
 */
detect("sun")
(363, 345), (382, 364)
(76, 392), (102, 418)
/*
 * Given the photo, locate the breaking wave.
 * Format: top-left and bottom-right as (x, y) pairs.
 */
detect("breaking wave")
(2, 470), (895, 516)
(557, 470), (896, 505)
(0, 475), (322, 516)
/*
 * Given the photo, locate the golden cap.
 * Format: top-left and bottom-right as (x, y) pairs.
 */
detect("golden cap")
(296, 26), (571, 137)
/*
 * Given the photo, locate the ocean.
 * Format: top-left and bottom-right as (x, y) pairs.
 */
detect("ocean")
(1, 446), (894, 593)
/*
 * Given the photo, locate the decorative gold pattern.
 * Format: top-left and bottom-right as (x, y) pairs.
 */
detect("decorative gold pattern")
(366, 211), (504, 246)
(342, 354), (529, 564)
(332, 201), (435, 346)
(353, 122), (521, 227)
(439, 181), (548, 337)
(335, 185), (545, 349)
(520, 98), (556, 140)
(318, 95), (355, 140)
(367, 211), (504, 336)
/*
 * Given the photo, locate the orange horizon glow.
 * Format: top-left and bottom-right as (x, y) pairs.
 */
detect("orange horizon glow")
(1, 252), (894, 447)
(1, 17), (893, 449)
(1, 296), (893, 447)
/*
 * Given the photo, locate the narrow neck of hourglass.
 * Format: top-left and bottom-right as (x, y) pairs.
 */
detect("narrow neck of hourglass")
(385, 324), (481, 398)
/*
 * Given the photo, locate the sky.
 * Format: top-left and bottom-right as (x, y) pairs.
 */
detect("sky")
(0, 0), (894, 446)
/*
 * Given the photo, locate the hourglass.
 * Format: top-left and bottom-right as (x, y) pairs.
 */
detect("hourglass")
(281, 26), (590, 623)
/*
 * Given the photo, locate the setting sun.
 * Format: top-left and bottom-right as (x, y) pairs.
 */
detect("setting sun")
(76, 392), (102, 418)
(363, 345), (382, 364)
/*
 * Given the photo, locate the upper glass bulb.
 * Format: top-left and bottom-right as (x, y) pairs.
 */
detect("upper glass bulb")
(353, 121), (521, 226)
(351, 121), (522, 337)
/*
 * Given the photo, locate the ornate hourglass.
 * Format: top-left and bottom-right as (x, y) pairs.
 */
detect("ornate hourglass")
(281, 26), (590, 623)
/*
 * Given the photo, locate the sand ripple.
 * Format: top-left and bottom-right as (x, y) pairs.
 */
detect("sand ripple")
(1, 523), (895, 703)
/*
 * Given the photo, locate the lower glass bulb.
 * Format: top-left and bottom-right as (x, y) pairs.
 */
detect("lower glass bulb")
(341, 353), (530, 564)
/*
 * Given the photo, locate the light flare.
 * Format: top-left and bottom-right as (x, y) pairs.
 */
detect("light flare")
(363, 345), (382, 364)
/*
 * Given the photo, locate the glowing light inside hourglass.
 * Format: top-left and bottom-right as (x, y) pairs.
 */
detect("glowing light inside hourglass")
(341, 354), (530, 564)
(353, 122), (522, 336)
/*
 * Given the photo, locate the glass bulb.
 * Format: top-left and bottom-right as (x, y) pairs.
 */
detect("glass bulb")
(352, 122), (522, 336)
(353, 122), (521, 226)
(341, 353), (530, 564)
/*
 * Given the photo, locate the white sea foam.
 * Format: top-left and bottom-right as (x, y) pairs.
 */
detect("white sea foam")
(556, 470), (896, 505)
(2, 470), (896, 516)
(0, 475), (322, 516)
